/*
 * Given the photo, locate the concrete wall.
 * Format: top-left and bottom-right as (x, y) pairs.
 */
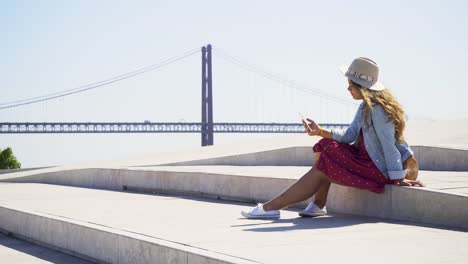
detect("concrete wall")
(413, 146), (468, 171)
(327, 184), (468, 229)
(0, 167), (55, 175)
(160, 147), (314, 167)
(157, 146), (468, 171)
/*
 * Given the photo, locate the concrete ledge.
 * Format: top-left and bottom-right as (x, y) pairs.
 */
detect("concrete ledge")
(413, 146), (468, 171)
(0, 206), (255, 264)
(2, 167), (467, 229)
(142, 145), (468, 171)
(158, 147), (314, 167)
(0, 168), (304, 206)
(327, 184), (468, 228)
(0, 166), (55, 174)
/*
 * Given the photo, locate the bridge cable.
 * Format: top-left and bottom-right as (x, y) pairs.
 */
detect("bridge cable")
(0, 48), (201, 110)
(214, 47), (359, 107)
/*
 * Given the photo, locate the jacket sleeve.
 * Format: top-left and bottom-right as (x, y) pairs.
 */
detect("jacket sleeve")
(372, 105), (407, 180)
(396, 141), (414, 162)
(331, 105), (361, 143)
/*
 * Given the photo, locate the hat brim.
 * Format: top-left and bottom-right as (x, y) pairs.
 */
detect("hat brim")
(338, 65), (385, 91)
(367, 81), (385, 91)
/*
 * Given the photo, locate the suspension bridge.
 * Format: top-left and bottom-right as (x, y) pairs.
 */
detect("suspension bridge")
(0, 44), (353, 146)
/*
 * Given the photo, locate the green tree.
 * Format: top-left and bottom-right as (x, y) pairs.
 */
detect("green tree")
(0, 147), (21, 169)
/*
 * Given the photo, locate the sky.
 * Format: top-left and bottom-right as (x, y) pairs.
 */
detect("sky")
(1, 0), (468, 168)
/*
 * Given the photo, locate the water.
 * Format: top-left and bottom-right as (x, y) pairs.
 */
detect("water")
(1, 133), (281, 168)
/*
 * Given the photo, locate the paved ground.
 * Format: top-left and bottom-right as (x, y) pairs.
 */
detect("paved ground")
(417, 170), (468, 194)
(0, 233), (92, 264)
(0, 183), (466, 264)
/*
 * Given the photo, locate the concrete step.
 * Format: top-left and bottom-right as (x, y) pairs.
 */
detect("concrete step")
(0, 184), (256, 264)
(92, 133), (468, 171)
(0, 232), (92, 263)
(0, 183), (466, 264)
(120, 144), (468, 171)
(2, 166), (467, 229)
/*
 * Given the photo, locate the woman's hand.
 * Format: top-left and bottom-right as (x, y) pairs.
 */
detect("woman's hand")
(395, 179), (425, 187)
(403, 156), (418, 181)
(302, 118), (321, 136)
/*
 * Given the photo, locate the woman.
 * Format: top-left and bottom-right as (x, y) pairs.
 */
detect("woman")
(241, 57), (425, 219)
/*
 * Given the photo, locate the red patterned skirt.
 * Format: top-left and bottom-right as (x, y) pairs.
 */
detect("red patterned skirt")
(313, 130), (390, 193)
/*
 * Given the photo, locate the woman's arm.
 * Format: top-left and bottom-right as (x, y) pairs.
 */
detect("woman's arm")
(303, 118), (351, 140)
(328, 104), (362, 143)
(371, 105), (407, 180)
(318, 127), (333, 139)
(303, 117), (334, 138)
(396, 142), (414, 162)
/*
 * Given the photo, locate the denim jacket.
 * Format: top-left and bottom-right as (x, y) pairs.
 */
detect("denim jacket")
(331, 103), (413, 180)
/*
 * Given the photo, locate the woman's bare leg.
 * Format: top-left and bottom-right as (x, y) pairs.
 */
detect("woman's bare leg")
(311, 152), (331, 208)
(313, 152), (321, 166)
(313, 180), (331, 208)
(263, 167), (329, 211)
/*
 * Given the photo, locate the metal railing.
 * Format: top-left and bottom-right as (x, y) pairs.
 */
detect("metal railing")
(0, 122), (349, 134)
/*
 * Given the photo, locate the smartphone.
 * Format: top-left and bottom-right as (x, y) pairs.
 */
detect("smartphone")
(299, 112), (306, 121)
(300, 112), (309, 124)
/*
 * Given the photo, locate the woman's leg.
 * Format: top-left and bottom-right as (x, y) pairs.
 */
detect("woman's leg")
(311, 152), (331, 208)
(263, 166), (329, 211)
(313, 152), (321, 165)
(313, 180), (331, 208)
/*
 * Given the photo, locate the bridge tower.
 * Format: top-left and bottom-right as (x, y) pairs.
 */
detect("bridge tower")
(201, 44), (213, 146)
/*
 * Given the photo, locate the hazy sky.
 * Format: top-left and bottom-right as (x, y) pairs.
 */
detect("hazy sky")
(1, 0), (467, 167)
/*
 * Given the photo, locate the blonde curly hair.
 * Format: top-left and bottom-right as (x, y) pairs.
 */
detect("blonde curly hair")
(352, 81), (406, 143)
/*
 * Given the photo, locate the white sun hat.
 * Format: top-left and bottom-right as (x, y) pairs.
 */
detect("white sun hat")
(339, 57), (386, 91)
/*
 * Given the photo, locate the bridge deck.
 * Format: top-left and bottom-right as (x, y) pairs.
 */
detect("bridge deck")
(0, 122), (348, 134)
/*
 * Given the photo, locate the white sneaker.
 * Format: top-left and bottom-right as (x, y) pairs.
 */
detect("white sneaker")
(241, 203), (280, 219)
(299, 202), (327, 217)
